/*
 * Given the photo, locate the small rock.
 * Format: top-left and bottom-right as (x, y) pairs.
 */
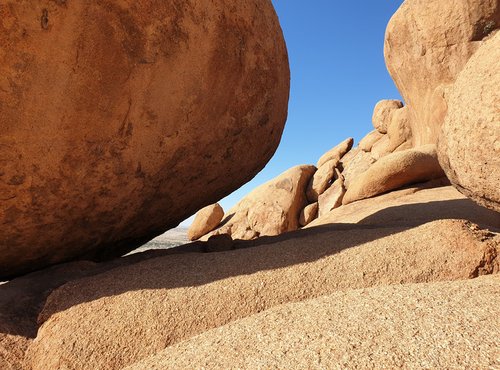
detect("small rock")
(299, 203), (319, 227)
(372, 100), (403, 134)
(317, 138), (354, 168)
(359, 130), (384, 152)
(188, 204), (224, 241)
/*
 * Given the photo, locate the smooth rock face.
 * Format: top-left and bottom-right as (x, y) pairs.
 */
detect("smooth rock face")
(387, 106), (412, 151)
(317, 138), (353, 168)
(298, 203), (318, 227)
(187, 204), (224, 241)
(370, 134), (392, 160)
(385, 0), (500, 145)
(0, 0), (290, 279)
(439, 32), (500, 212)
(372, 100), (403, 134)
(203, 165), (316, 240)
(343, 145), (445, 205)
(359, 130), (384, 152)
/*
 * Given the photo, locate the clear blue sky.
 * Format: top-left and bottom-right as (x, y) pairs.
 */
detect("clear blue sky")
(182, 1), (404, 226)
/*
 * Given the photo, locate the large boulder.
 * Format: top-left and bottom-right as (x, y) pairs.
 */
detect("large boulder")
(438, 32), (500, 212)
(343, 145), (445, 205)
(203, 165), (316, 240)
(0, 0), (290, 279)
(384, 0), (500, 146)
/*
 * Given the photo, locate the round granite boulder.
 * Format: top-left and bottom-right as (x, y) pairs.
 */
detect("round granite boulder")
(0, 0), (289, 278)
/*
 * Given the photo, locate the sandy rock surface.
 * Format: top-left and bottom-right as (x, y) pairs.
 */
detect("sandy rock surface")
(385, 0), (500, 145)
(203, 165), (316, 240)
(0, 0), (290, 279)
(359, 130), (384, 152)
(24, 218), (499, 370)
(128, 275), (500, 369)
(343, 145), (445, 205)
(187, 204), (224, 241)
(439, 31), (500, 212)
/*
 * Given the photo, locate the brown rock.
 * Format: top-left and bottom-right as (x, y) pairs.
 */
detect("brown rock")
(317, 138), (354, 168)
(370, 134), (392, 160)
(339, 148), (376, 189)
(394, 141), (413, 152)
(385, 0), (500, 145)
(438, 32), (500, 212)
(318, 172), (345, 217)
(306, 160), (337, 202)
(387, 105), (412, 151)
(372, 100), (403, 134)
(25, 219), (499, 370)
(309, 182), (500, 232)
(187, 204), (224, 241)
(299, 203), (318, 227)
(204, 165), (316, 240)
(359, 130), (384, 152)
(0, 0), (290, 279)
(343, 145), (445, 205)
(128, 276), (500, 369)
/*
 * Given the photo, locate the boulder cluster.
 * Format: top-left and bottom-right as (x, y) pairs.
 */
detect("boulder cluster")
(189, 103), (444, 241)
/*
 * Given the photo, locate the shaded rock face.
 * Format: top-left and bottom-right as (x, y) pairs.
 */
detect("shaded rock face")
(384, 0), (500, 146)
(438, 32), (500, 212)
(205, 165), (316, 240)
(0, 0), (290, 279)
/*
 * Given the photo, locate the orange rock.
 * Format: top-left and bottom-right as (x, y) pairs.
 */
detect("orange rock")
(299, 203), (318, 227)
(343, 145), (445, 205)
(359, 130), (384, 152)
(317, 138), (354, 168)
(384, 0), (500, 145)
(372, 100), (403, 134)
(188, 204), (224, 241)
(0, 0), (290, 279)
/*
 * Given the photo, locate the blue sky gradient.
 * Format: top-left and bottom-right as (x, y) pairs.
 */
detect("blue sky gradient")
(182, 1), (404, 225)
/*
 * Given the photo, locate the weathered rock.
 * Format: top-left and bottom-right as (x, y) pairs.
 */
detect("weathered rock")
(309, 182), (500, 232)
(438, 31), (500, 212)
(306, 160), (337, 202)
(359, 130), (384, 152)
(188, 204), (224, 241)
(372, 100), (403, 134)
(25, 219), (499, 370)
(394, 141), (413, 152)
(370, 134), (392, 160)
(299, 203), (318, 227)
(204, 165), (316, 240)
(317, 138), (354, 168)
(339, 148), (376, 189)
(0, 0), (290, 279)
(128, 276), (500, 370)
(343, 145), (445, 205)
(318, 172), (345, 217)
(387, 105), (412, 151)
(385, 0), (500, 145)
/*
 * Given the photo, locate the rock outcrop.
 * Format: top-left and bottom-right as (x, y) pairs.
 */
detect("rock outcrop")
(203, 165), (316, 240)
(384, 0), (500, 145)
(128, 276), (500, 369)
(187, 204), (224, 241)
(23, 217), (500, 370)
(438, 31), (500, 212)
(0, 0), (290, 279)
(343, 145), (445, 205)
(372, 100), (403, 134)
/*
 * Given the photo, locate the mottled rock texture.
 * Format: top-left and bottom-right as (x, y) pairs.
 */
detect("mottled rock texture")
(385, 0), (500, 145)
(438, 31), (500, 212)
(0, 0), (290, 279)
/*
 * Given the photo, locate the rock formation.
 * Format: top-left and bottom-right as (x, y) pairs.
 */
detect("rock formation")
(188, 204), (224, 241)
(384, 0), (500, 145)
(0, 0), (290, 279)
(438, 31), (500, 212)
(203, 165), (316, 240)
